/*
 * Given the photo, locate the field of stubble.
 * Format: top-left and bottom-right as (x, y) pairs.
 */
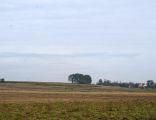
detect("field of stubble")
(0, 82), (156, 120)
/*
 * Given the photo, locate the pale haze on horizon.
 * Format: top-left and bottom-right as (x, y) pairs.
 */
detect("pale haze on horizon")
(0, 0), (156, 83)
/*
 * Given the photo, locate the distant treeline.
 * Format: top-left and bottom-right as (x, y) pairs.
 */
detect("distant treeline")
(97, 79), (156, 89)
(1, 73), (156, 89)
(68, 73), (156, 89)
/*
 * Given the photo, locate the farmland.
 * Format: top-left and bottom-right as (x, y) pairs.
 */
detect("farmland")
(0, 82), (156, 120)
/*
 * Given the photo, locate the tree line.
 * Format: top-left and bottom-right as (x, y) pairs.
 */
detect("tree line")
(1, 73), (155, 89)
(97, 79), (156, 89)
(68, 74), (156, 89)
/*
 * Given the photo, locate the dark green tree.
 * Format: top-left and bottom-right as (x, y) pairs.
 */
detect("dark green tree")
(0, 78), (5, 83)
(68, 74), (74, 84)
(68, 73), (92, 84)
(146, 80), (155, 88)
(97, 79), (103, 85)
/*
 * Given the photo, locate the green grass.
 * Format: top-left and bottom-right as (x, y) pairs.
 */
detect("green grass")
(0, 100), (156, 120)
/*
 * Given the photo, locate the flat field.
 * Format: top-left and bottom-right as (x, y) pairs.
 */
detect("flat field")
(0, 82), (156, 120)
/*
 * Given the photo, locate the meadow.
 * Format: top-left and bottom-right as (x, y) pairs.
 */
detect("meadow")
(0, 82), (156, 120)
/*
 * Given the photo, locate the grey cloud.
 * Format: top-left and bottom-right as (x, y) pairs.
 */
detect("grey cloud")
(0, 52), (139, 58)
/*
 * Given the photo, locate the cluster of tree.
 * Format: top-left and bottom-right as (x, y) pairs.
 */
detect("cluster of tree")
(146, 80), (156, 88)
(68, 73), (92, 84)
(97, 79), (137, 88)
(97, 79), (156, 89)
(0, 78), (5, 83)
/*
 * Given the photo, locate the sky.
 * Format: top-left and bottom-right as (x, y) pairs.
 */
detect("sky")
(0, 0), (156, 83)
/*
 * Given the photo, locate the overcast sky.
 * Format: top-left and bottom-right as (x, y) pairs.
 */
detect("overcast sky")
(0, 0), (156, 83)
